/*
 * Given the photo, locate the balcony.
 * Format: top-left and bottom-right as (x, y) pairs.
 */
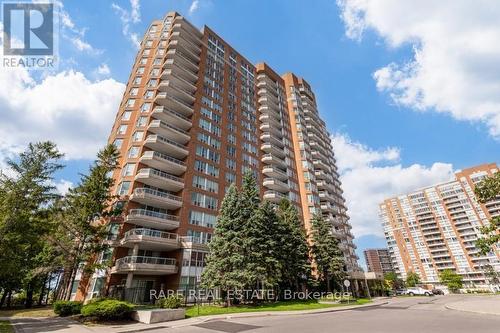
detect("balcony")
(263, 177), (289, 192)
(171, 22), (202, 47)
(139, 151), (186, 175)
(321, 202), (336, 213)
(261, 154), (287, 168)
(144, 134), (188, 159)
(120, 228), (180, 251)
(260, 133), (285, 148)
(126, 209), (180, 230)
(135, 168), (184, 192)
(111, 256), (177, 275)
(148, 120), (190, 144)
(165, 47), (199, 72)
(163, 59), (198, 83)
(154, 92), (194, 117)
(158, 81), (196, 105)
(161, 69), (197, 92)
(313, 159), (330, 171)
(151, 106), (192, 131)
(180, 236), (209, 250)
(263, 190), (288, 203)
(262, 166), (288, 181)
(261, 143), (287, 159)
(130, 188), (182, 210)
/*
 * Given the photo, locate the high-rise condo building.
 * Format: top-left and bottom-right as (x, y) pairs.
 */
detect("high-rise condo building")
(73, 12), (358, 302)
(380, 163), (500, 289)
(363, 249), (394, 275)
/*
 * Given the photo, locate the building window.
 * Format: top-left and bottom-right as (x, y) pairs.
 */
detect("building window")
(136, 116), (148, 127)
(113, 139), (123, 149)
(193, 175), (219, 193)
(117, 181), (131, 195)
(121, 111), (132, 121)
(122, 163), (136, 176)
(132, 131), (144, 142)
(194, 160), (219, 177)
(129, 87), (139, 96)
(117, 124), (128, 135)
(191, 193), (218, 210)
(128, 146), (140, 158)
(141, 103), (151, 113)
(126, 99), (136, 107)
(188, 210), (217, 228)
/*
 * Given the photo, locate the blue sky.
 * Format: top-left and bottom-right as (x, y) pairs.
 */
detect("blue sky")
(1, 0), (499, 269)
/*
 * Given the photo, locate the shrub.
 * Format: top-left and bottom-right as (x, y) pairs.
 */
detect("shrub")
(157, 295), (183, 309)
(53, 301), (83, 316)
(81, 299), (134, 320)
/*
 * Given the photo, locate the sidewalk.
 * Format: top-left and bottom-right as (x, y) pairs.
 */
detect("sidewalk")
(2, 298), (388, 333)
(445, 296), (500, 316)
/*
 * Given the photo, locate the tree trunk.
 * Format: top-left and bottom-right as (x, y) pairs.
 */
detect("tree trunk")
(6, 290), (12, 308)
(0, 289), (8, 308)
(25, 281), (34, 308)
(38, 274), (48, 306)
(326, 271), (331, 293)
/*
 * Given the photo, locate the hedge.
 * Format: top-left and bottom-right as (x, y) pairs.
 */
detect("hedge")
(157, 295), (183, 309)
(80, 299), (134, 320)
(53, 301), (83, 316)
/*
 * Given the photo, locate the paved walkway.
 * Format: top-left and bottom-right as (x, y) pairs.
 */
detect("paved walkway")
(445, 295), (500, 316)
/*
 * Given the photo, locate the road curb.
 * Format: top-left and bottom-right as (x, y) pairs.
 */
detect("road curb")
(166, 300), (389, 328)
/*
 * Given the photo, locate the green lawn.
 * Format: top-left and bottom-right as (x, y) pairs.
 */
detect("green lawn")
(0, 321), (14, 333)
(185, 299), (371, 318)
(0, 307), (55, 318)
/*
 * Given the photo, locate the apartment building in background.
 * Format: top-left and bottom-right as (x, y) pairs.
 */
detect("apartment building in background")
(380, 163), (500, 289)
(364, 249), (394, 275)
(73, 12), (358, 302)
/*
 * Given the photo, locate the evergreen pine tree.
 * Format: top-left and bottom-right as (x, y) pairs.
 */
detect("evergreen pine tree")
(276, 199), (311, 292)
(201, 184), (246, 292)
(310, 214), (346, 292)
(244, 200), (282, 292)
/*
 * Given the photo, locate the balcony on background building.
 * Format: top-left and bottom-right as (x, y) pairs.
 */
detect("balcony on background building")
(135, 168), (184, 192)
(126, 208), (180, 230)
(148, 119), (190, 144)
(130, 188), (182, 210)
(110, 256), (177, 275)
(120, 228), (180, 251)
(151, 106), (192, 130)
(263, 190), (288, 203)
(144, 134), (188, 159)
(263, 177), (289, 193)
(139, 151), (186, 175)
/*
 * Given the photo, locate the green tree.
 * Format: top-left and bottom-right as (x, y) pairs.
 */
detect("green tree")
(474, 172), (500, 254)
(405, 271), (421, 287)
(0, 142), (63, 308)
(276, 199), (310, 292)
(439, 269), (463, 293)
(50, 144), (120, 301)
(201, 184), (246, 294)
(244, 200), (282, 291)
(310, 214), (345, 292)
(384, 272), (404, 292)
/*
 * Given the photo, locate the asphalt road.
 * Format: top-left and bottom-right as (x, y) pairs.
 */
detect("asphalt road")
(168, 295), (500, 333)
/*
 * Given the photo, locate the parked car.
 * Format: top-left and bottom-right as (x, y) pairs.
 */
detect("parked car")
(405, 287), (433, 296)
(432, 288), (444, 295)
(395, 288), (407, 296)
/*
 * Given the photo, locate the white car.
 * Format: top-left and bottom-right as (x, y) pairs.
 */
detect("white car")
(405, 287), (433, 296)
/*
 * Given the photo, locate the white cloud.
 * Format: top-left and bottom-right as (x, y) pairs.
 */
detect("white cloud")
(96, 63), (111, 76)
(54, 179), (73, 195)
(337, 0), (500, 138)
(57, 1), (102, 55)
(0, 67), (125, 160)
(189, 0), (200, 15)
(332, 133), (455, 237)
(112, 1), (142, 49)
